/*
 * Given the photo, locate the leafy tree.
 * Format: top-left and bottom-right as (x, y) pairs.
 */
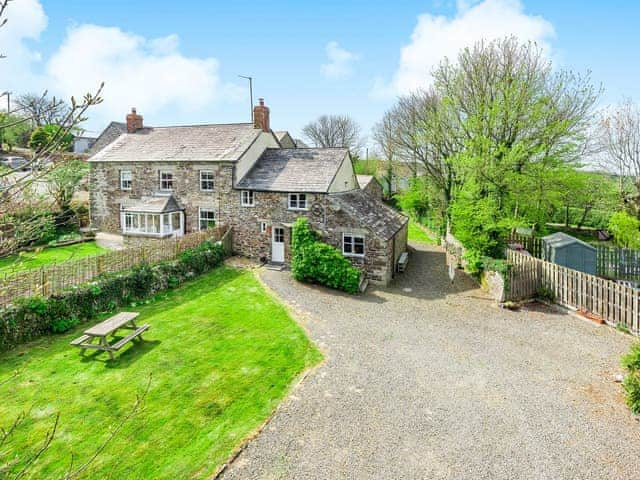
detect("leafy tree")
(608, 211), (640, 249)
(0, 113), (32, 150)
(380, 37), (599, 258)
(302, 114), (363, 153)
(46, 158), (89, 213)
(29, 124), (74, 152)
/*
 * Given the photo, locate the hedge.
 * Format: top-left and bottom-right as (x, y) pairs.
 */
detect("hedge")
(291, 218), (361, 294)
(0, 240), (225, 352)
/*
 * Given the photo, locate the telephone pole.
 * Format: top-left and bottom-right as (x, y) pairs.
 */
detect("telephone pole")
(238, 75), (253, 122)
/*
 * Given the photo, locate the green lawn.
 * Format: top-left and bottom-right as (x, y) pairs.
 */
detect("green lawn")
(0, 267), (321, 479)
(0, 241), (107, 275)
(408, 221), (436, 245)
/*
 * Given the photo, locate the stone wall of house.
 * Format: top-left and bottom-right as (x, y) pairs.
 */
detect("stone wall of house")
(89, 161), (233, 234)
(90, 160), (400, 285)
(221, 189), (394, 284)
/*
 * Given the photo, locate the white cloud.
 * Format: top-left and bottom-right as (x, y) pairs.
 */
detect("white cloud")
(47, 24), (241, 129)
(0, 0), (242, 130)
(321, 41), (358, 80)
(0, 0), (48, 91)
(373, 0), (555, 97)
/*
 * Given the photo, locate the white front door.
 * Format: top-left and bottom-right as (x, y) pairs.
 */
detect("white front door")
(272, 227), (285, 263)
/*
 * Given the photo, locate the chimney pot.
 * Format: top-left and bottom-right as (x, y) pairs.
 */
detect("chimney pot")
(126, 107), (143, 133)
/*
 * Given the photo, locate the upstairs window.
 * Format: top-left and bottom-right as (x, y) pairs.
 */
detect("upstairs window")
(288, 193), (308, 210)
(343, 233), (365, 257)
(159, 171), (174, 191)
(120, 170), (132, 190)
(198, 208), (216, 230)
(241, 190), (254, 207)
(200, 170), (214, 191)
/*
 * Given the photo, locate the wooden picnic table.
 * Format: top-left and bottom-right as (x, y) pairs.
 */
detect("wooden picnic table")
(70, 312), (149, 360)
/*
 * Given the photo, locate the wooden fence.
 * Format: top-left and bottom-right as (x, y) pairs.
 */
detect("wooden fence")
(0, 226), (231, 307)
(507, 249), (640, 334)
(508, 232), (640, 282)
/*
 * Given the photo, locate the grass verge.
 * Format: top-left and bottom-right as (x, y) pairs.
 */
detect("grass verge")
(0, 266), (321, 479)
(408, 221), (436, 245)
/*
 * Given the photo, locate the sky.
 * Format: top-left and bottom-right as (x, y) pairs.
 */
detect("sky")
(1, 0), (639, 146)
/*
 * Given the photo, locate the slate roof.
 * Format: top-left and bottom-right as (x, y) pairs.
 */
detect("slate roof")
(89, 123), (261, 162)
(329, 190), (409, 240)
(236, 148), (349, 192)
(122, 195), (183, 213)
(88, 121), (127, 155)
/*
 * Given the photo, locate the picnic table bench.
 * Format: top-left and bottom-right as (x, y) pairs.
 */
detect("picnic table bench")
(70, 312), (149, 360)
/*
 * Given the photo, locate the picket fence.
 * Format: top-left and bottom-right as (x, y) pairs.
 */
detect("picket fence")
(507, 249), (640, 334)
(508, 232), (640, 282)
(0, 226), (231, 307)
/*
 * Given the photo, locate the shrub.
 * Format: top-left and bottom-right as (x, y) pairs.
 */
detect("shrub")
(622, 342), (640, 373)
(621, 342), (640, 415)
(28, 124), (73, 151)
(536, 286), (556, 303)
(0, 241), (225, 352)
(608, 211), (640, 249)
(449, 195), (510, 258)
(291, 218), (361, 294)
(622, 371), (640, 415)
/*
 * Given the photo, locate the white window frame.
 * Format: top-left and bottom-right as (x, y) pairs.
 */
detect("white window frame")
(241, 190), (255, 207)
(342, 233), (365, 257)
(198, 207), (216, 231)
(121, 211), (183, 237)
(288, 193), (308, 211)
(260, 222), (267, 234)
(200, 170), (214, 191)
(159, 171), (174, 191)
(120, 170), (132, 191)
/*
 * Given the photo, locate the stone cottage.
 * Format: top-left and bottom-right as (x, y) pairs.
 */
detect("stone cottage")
(88, 100), (408, 285)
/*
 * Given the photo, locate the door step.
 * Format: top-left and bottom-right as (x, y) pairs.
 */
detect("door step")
(266, 263), (286, 271)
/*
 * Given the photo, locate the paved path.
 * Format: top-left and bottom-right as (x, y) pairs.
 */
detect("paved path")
(222, 243), (639, 480)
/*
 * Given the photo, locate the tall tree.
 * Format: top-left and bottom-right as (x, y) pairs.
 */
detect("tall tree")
(598, 99), (640, 216)
(14, 92), (71, 128)
(302, 114), (363, 152)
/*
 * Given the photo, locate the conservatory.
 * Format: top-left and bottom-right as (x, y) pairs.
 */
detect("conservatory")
(120, 195), (184, 238)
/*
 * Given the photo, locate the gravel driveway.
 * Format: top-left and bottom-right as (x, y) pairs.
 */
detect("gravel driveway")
(221, 243), (639, 479)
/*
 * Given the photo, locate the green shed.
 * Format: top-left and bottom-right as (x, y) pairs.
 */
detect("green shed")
(542, 232), (597, 275)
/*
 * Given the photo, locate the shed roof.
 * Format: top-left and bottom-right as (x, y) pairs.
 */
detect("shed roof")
(542, 232), (596, 251)
(236, 148), (349, 192)
(329, 190), (408, 240)
(89, 123), (261, 163)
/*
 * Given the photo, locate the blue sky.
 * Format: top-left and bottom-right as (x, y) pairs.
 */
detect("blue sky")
(2, 0), (639, 145)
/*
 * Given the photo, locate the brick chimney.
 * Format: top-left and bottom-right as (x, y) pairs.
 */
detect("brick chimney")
(126, 107), (144, 133)
(253, 98), (270, 132)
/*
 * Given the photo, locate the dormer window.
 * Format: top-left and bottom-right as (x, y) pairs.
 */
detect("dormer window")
(241, 190), (254, 207)
(288, 193), (308, 210)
